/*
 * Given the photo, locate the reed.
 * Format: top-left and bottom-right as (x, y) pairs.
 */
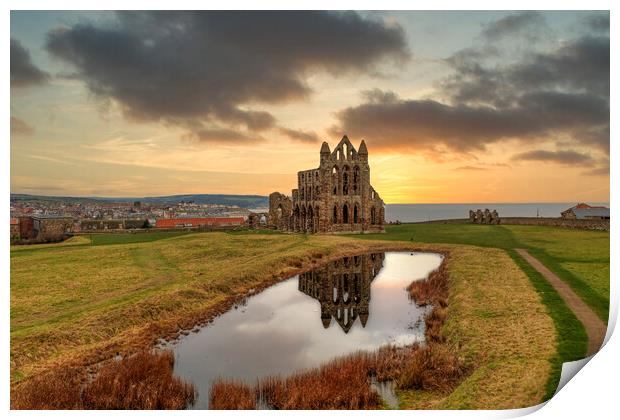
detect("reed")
(396, 343), (464, 392)
(209, 380), (256, 409)
(257, 353), (381, 410)
(81, 350), (196, 409)
(11, 350), (196, 410)
(10, 366), (85, 409)
(408, 262), (449, 308)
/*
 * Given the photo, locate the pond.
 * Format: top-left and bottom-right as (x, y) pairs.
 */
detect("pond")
(167, 251), (443, 409)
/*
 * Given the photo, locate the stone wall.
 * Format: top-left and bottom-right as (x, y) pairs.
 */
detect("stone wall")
(33, 217), (73, 240)
(18, 217), (34, 239)
(410, 217), (609, 231)
(268, 192), (292, 230)
(499, 217), (610, 231)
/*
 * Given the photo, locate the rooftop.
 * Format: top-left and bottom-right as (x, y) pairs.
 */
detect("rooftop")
(572, 208), (610, 219)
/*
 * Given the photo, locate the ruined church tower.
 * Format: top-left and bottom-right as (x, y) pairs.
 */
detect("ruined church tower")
(269, 135), (385, 234)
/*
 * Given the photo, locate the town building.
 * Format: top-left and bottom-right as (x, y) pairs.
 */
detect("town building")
(561, 203), (610, 220)
(269, 135), (385, 234)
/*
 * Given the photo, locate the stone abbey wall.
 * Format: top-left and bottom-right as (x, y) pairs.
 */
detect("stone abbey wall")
(269, 135), (385, 234)
(298, 253), (385, 332)
(268, 192), (292, 231)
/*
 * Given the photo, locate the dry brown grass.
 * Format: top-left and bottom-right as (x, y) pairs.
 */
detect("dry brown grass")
(11, 233), (424, 383)
(209, 381), (256, 409)
(396, 344), (465, 392)
(10, 366), (86, 409)
(211, 352), (383, 410)
(82, 350), (196, 409)
(408, 261), (449, 308)
(209, 343), (466, 409)
(257, 353), (382, 410)
(11, 351), (196, 410)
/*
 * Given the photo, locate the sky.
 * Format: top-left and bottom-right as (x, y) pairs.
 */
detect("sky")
(10, 11), (610, 203)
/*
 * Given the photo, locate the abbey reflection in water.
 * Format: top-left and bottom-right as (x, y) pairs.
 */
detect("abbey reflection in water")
(298, 253), (385, 333)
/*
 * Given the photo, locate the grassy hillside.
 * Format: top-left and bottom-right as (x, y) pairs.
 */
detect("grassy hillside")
(10, 226), (606, 408)
(10, 233), (400, 380)
(356, 223), (608, 399)
(358, 224), (609, 322)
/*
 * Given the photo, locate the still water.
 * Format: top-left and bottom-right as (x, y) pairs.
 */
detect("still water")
(168, 251), (443, 409)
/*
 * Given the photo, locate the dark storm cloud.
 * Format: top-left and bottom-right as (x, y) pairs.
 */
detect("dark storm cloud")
(582, 13), (609, 33)
(442, 35), (609, 106)
(334, 18), (609, 157)
(11, 116), (35, 135)
(509, 36), (610, 96)
(11, 38), (49, 87)
(278, 127), (319, 143)
(481, 11), (547, 41)
(333, 89), (607, 152)
(512, 150), (594, 165)
(45, 11), (408, 142)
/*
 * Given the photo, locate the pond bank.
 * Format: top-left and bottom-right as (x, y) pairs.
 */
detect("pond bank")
(11, 232), (558, 409)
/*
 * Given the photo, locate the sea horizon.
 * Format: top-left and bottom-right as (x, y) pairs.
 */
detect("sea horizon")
(384, 202), (610, 223)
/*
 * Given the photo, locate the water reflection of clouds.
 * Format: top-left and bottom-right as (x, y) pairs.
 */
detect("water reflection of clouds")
(171, 251), (442, 408)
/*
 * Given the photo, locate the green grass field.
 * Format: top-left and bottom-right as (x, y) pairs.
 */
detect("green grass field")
(356, 223), (608, 400)
(10, 224), (609, 408)
(85, 230), (193, 246)
(357, 224), (609, 322)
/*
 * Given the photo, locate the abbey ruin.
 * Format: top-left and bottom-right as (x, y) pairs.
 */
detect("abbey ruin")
(298, 253), (385, 332)
(268, 135), (385, 234)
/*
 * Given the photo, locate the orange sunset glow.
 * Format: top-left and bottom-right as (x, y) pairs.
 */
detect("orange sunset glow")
(11, 11), (609, 203)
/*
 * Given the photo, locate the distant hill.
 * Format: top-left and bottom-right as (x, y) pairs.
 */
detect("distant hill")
(11, 193), (269, 209)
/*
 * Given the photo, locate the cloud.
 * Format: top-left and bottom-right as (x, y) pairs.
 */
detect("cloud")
(509, 36), (610, 96)
(45, 11), (408, 143)
(581, 164), (609, 176)
(278, 127), (319, 143)
(334, 18), (609, 157)
(333, 90), (607, 153)
(454, 166), (488, 171)
(11, 38), (49, 87)
(481, 11), (547, 41)
(10, 116), (35, 135)
(182, 126), (264, 144)
(582, 13), (609, 33)
(442, 35), (609, 107)
(512, 149), (594, 165)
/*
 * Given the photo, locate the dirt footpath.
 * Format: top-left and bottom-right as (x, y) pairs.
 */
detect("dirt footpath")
(515, 248), (606, 356)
